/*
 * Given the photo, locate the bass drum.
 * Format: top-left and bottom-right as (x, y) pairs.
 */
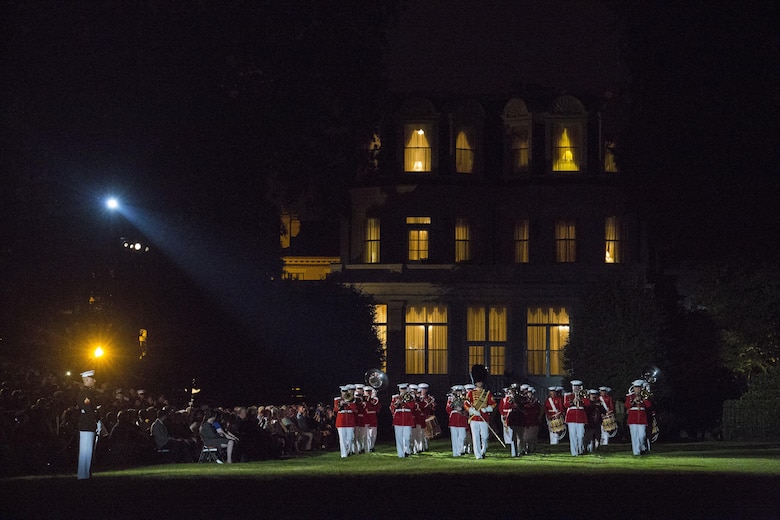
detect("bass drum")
(424, 416), (442, 439)
(602, 412), (619, 438)
(548, 413), (566, 438)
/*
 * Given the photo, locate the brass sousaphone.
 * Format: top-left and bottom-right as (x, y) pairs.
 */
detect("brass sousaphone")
(364, 368), (390, 391)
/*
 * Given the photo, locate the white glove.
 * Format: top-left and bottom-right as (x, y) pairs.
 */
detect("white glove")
(468, 407), (479, 416)
(484, 405), (493, 413)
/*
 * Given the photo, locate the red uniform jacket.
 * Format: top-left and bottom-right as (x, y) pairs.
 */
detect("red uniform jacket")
(363, 396), (380, 427)
(625, 394), (653, 425)
(545, 395), (565, 419)
(598, 394), (615, 415)
(354, 398), (366, 427)
(446, 398), (469, 428)
(334, 398), (358, 428)
(499, 395), (516, 423)
(465, 388), (496, 423)
(390, 394), (417, 427)
(563, 392), (589, 424)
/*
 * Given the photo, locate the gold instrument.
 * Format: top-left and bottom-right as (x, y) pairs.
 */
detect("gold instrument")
(341, 388), (355, 405)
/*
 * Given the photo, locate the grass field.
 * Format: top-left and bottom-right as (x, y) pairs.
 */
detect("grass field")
(3, 439), (780, 519)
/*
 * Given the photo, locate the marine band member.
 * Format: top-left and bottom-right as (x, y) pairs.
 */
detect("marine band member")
(446, 385), (468, 456)
(334, 385), (358, 458)
(464, 365), (496, 460)
(626, 379), (653, 456)
(563, 380), (589, 456)
(390, 383), (417, 457)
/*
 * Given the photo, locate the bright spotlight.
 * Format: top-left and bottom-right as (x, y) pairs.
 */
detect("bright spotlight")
(94, 346), (105, 358)
(106, 197), (119, 210)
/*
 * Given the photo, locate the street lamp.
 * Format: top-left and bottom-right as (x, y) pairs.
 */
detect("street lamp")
(106, 197), (119, 210)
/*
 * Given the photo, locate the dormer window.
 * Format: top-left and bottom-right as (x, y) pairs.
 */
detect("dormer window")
(502, 98), (532, 176)
(400, 98), (438, 174)
(604, 139), (618, 173)
(404, 125), (432, 172)
(455, 128), (475, 173)
(552, 123), (582, 172)
(546, 95), (587, 174)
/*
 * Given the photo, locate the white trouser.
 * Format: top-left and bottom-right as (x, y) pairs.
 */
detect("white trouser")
(337, 427), (355, 458)
(601, 426), (610, 445)
(365, 426), (377, 451)
(394, 425), (412, 457)
(450, 426), (466, 456)
(470, 420), (489, 459)
(629, 424), (649, 455)
(567, 422), (585, 456)
(78, 431), (96, 479)
(412, 425), (422, 453)
(354, 426), (366, 453)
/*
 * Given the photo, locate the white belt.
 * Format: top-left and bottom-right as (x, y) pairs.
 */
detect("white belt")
(630, 407), (645, 411)
(338, 410), (353, 414)
(394, 408), (411, 412)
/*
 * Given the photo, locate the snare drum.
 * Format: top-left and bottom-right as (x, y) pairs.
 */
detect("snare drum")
(602, 412), (618, 437)
(548, 413), (565, 434)
(424, 416), (442, 439)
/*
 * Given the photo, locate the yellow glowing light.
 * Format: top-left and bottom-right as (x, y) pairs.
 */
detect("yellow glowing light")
(416, 129), (425, 135)
(94, 346), (105, 358)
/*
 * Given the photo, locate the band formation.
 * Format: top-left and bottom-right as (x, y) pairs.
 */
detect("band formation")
(331, 364), (658, 460)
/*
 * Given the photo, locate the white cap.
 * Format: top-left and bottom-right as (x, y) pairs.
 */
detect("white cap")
(632, 379), (645, 387)
(346, 384), (356, 390)
(339, 385), (348, 391)
(548, 386), (557, 391)
(571, 380), (583, 386)
(453, 385), (465, 391)
(80, 370), (95, 378)
(408, 384), (418, 390)
(465, 384), (476, 390)
(528, 387), (536, 393)
(418, 383), (429, 389)
(398, 383), (409, 389)
(520, 384), (530, 390)
(599, 386), (610, 392)
(588, 389), (598, 394)
(355, 384), (364, 389)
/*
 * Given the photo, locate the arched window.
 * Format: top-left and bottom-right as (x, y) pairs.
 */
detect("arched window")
(455, 129), (475, 173)
(546, 96), (587, 174)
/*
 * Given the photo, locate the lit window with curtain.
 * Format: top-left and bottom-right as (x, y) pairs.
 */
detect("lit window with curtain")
(467, 305), (507, 377)
(407, 216), (431, 261)
(374, 304), (388, 372)
(605, 216), (624, 264)
(510, 125), (530, 174)
(455, 128), (475, 173)
(526, 307), (569, 376)
(552, 123), (582, 172)
(455, 218), (471, 263)
(405, 305), (448, 375)
(363, 217), (380, 263)
(555, 220), (576, 263)
(514, 219), (529, 263)
(604, 140), (618, 173)
(404, 125), (432, 172)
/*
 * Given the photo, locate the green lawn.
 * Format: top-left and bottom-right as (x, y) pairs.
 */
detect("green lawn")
(3, 440), (780, 519)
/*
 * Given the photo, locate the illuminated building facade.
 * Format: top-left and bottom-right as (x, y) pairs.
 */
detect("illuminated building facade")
(327, 93), (645, 392)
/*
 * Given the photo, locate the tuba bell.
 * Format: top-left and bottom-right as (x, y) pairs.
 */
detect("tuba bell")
(364, 368), (390, 391)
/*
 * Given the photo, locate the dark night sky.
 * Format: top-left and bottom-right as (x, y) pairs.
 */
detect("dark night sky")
(385, 0), (627, 96)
